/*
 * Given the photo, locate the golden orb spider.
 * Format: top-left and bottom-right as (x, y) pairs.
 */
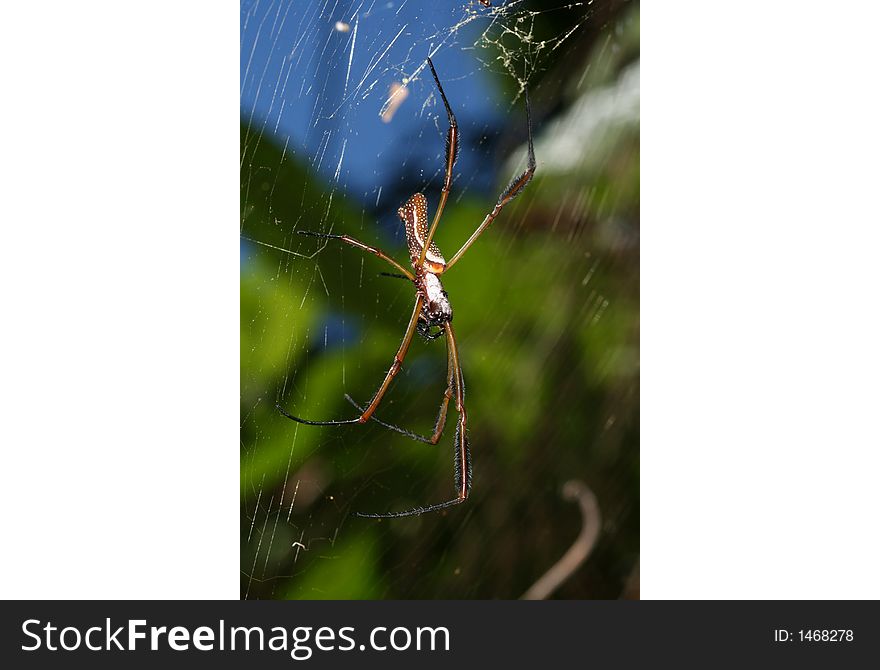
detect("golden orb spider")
(278, 58), (536, 518)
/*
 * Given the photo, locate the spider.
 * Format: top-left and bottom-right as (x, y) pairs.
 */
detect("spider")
(278, 57), (536, 518)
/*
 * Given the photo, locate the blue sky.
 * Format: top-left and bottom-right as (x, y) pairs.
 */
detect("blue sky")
(240, 0), (509, 207)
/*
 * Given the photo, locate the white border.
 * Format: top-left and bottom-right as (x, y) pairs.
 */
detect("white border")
(642, 2), (880, 598)
(0, 2), (238, 598)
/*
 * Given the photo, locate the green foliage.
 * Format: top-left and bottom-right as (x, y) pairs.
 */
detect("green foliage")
(283, 533), (382, 600)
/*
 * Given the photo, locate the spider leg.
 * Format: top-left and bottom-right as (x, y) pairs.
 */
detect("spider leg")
(344, 342), (454, 445)
(277, 297), (424, 426)
(417, 58), (459, 268)
(443, 88), (536, 272)
(356, 322), (470, 519)
(298, 230), (414, 280)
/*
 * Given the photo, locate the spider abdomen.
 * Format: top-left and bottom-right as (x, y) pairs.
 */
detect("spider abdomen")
(399, 192), (447, 274)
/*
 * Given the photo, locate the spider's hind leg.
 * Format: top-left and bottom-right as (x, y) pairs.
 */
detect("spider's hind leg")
(277, 297), (424, 426)
(354, 322), (470, 519)
(344, 395), (439, 445)
(344, 333), (454, 447)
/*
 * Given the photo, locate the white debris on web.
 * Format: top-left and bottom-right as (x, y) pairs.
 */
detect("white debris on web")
(381, 81), (409, 123)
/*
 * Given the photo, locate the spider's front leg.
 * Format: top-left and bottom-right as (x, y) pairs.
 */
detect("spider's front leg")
(415, 58), (459, 268)
(443, 89), (536, 271)
(297, 230), (413, 280)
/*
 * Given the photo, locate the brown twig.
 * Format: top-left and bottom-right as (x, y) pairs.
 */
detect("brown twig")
(521, 480), (601, 600)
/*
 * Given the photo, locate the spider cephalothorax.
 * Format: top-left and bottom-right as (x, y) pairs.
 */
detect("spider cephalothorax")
(279, 57), (536, 518)
(415, 270), (452, 341)
(419, 271), (452, 325)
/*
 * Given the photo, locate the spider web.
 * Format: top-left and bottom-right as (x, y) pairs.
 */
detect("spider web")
(240, 0), (639, 600)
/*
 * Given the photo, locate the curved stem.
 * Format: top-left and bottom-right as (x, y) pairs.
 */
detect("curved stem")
(521, 480), (600, 600)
